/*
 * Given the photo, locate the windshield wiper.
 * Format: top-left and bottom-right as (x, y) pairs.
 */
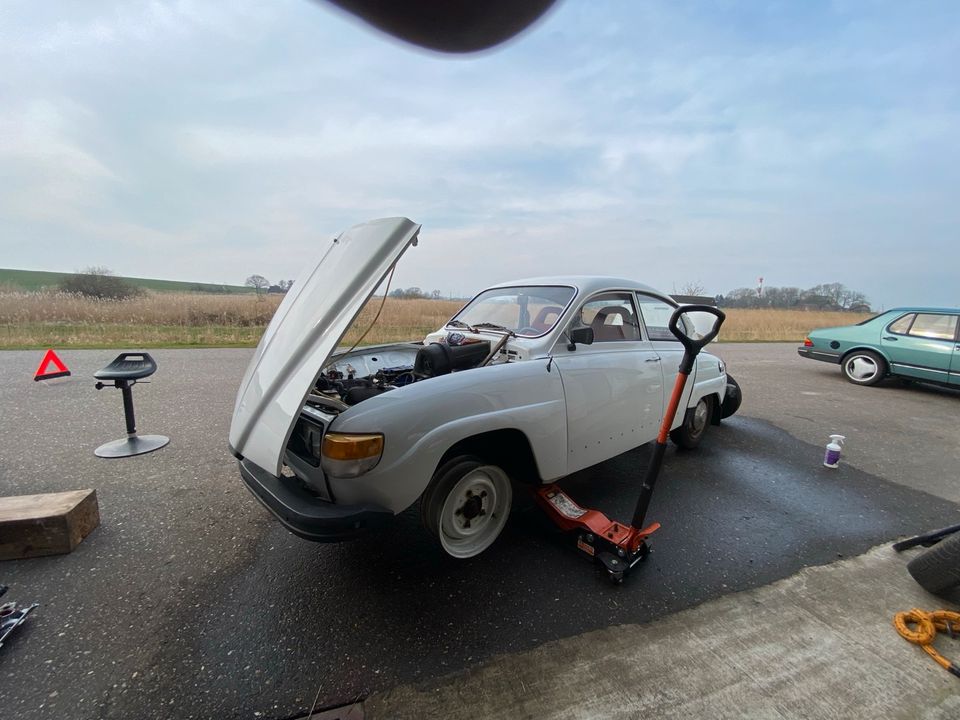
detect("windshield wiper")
(473, 322), (513, 333)
(446, 319), (477, 333)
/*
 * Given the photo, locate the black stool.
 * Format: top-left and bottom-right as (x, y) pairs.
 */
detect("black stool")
(94, 352), (169, 458)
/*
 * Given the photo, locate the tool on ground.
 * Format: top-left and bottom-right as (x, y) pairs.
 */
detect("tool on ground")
(894, 608), (960, 678)
(892, 523), (960, 552)
(892, 522), (960, 595)
(823, 434), (845, 468)
(0, 587), (39, 650)
(535, 305), (725, 584)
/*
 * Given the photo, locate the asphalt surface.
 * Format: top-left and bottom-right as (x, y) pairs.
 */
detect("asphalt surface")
(1, 345), (958, 719)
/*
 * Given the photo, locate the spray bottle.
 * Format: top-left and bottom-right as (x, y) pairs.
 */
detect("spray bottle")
(823, 434), (846, 468)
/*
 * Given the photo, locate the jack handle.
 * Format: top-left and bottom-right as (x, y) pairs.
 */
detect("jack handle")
(630, 304), (726, 531)
(668, 304), (726, 374)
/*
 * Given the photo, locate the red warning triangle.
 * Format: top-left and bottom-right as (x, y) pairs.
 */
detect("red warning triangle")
(34, 349), (71, 381)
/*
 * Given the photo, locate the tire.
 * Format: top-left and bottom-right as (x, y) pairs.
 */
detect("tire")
(841, 350), (887, 386)
(670, 396), (712, 449)
(907, 532), (960, 595)
(421, 455), (513, 559)
(720, 374), (742, 419)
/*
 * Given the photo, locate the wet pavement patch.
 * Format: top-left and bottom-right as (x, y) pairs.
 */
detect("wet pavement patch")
(131, 417), (960, 719)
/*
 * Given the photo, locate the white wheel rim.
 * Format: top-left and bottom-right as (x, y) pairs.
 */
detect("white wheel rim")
(691, 399), (709, 435)
(438, 465), (512, 559)
(846, 355), (878, 382)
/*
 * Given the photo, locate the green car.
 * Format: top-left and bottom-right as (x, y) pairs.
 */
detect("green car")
(798, 308), (960, 387)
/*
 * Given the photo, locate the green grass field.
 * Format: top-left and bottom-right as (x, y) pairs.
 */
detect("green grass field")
(0, 268), (254, 294)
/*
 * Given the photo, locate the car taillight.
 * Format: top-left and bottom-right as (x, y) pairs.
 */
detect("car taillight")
(803, 337), (814, 347)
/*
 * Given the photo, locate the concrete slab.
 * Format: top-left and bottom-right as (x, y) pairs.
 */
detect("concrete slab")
(366, 544), (960, 719)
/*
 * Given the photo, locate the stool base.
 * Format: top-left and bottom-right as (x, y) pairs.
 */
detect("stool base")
(95, 434), (169, 458)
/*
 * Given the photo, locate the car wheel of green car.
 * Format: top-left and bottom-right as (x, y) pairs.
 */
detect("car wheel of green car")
(841, 349), (886, 386)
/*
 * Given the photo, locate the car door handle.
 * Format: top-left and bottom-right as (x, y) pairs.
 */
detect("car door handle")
(645, 357), (660, 363)
(883, 336), (898, 341)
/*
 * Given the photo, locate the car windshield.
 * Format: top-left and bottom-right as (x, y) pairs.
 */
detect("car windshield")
(451, 286), (575, 337)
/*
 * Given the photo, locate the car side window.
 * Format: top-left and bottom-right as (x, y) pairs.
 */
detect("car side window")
(907, 314), (958, 341)
(636, 294), (682, 341)
(887, 314), (914, 334)
(575, 292), (642, 342)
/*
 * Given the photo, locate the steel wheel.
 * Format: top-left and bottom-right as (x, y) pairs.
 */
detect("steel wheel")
(422, 456), (513, 559)
(842, 350), (886, 386)
(670, 397), (712, 449)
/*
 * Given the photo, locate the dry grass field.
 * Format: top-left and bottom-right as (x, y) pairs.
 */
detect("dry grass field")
(0, 290), (871, 349)
(716, 308), (872, 341)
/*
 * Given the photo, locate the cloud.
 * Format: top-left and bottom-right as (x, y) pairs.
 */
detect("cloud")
(1, 1), (958, 307)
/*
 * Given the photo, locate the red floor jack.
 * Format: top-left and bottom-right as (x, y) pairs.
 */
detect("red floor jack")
(535, 305), (725, 583)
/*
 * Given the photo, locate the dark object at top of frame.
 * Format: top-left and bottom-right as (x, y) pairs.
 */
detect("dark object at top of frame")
(324, 0), (558, 53)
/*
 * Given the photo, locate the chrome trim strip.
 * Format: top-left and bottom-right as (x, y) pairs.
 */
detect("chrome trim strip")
(891, 362), (949, 376)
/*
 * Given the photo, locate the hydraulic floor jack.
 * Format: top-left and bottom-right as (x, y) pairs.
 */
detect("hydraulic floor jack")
(535, 305), (725, 583)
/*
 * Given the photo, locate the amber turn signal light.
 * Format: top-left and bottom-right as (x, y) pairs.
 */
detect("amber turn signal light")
(322, 433), (384, 460)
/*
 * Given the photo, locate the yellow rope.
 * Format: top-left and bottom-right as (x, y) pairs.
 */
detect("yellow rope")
(893, 608), (960, 678)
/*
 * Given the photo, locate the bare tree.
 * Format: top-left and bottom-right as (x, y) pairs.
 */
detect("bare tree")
(678, 281), (706, 296)
(60, 266), (143, 300)
(245, 274), (269, 297)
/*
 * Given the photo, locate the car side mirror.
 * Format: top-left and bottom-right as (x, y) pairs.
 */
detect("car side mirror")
(568, 326), (594, 350)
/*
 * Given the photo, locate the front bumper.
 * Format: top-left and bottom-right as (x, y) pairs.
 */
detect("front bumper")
(239, 459), (392, 542)
(797, 347), (841, 364)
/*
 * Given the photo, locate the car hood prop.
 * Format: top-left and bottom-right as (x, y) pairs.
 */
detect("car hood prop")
(229, 217), (421, 476)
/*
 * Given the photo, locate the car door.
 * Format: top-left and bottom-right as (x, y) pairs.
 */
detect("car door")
(881, 312), (958, 384)
(551, 291), (664, 475)
(635, 293), (696, 417)
(950, 336), (960, 386)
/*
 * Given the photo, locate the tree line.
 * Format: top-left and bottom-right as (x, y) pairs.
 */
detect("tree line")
(716, 283), (870, 311)
(244, 275), (294, 295)
(389, 287), (445, 300)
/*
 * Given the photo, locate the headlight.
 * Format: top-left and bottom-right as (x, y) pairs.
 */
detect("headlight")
(321, 433), (384, 478)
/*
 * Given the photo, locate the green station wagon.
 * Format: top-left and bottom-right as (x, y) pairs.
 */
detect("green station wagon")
(798, 308), (960, 387)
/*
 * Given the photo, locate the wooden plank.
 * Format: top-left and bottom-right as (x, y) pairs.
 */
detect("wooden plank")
(0, 489), (100, 560)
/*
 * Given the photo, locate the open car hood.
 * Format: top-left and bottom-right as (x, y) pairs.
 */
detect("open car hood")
(229, 217), (421, 475)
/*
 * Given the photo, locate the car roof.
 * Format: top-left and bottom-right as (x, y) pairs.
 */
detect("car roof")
(884, 306), (960, 314)
(486, 275), (671, 299)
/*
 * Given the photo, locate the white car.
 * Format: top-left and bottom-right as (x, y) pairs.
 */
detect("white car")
(229, 218), (741, 558)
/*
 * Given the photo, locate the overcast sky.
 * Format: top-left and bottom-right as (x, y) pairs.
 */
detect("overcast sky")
(2, 1), (958, 308)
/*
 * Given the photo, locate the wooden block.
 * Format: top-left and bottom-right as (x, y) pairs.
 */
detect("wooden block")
(0, 489), (100, 560)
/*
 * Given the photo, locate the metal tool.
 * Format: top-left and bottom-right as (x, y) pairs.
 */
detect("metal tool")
(535, 304), (726, 583)
(0, 593), (39, 650)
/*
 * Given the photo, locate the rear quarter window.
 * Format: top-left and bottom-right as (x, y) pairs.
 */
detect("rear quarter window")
(908, 314), (958, 341)
(887, 314), (914, 334)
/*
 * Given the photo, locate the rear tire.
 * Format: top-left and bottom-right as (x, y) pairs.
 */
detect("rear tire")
(720, 374), (742, 419)
(841, 350), (886, 386)
(907, 532), (960, 595)
(421, 455), (513, 559)
(670, 396), (712, 449)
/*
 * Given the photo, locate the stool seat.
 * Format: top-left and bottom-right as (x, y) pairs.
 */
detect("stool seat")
(94, 353), (157, 381)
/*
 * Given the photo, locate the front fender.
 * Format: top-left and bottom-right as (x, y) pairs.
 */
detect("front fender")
(326, 360), (567, 513)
